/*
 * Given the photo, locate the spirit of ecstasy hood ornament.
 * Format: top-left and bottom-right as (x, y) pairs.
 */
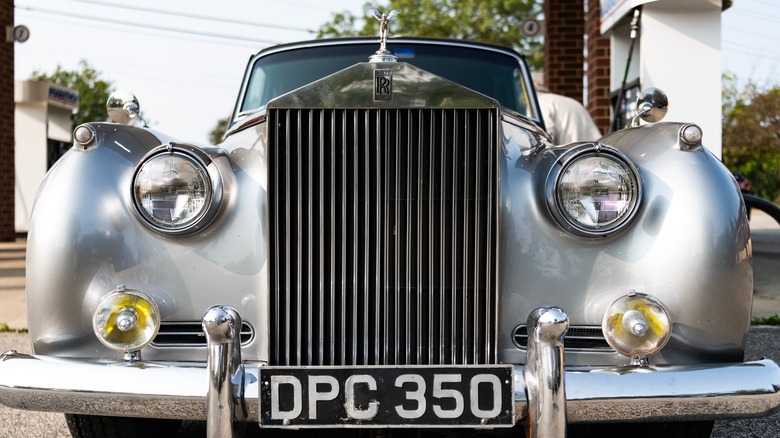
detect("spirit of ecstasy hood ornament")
(369, 8), (399, 62)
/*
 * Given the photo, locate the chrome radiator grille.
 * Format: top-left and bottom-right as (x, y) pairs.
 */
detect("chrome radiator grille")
(267, 108), (500, 366)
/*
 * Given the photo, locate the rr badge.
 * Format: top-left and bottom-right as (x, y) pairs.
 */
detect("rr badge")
(374, 69), (393, 102)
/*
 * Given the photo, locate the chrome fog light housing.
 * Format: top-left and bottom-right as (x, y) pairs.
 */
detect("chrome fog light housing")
(547, 144), (641, 237)
(602, 292), (671, 362)
(93, 288), (161, 354)
(133, 143), (222, 236)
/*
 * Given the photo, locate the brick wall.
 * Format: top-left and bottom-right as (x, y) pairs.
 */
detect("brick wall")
(586, 1), (612, 135)
(544, 0), (586, 103)
(0, 3), (15, 240)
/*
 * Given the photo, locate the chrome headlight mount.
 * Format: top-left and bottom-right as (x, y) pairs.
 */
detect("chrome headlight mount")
(545, 143), (642, 238)
(132, 143), (223, 236)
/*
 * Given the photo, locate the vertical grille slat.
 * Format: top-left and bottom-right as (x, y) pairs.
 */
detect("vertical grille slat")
(374, 110), (382, 365)
(439, 110), (447, 365)
(317, 110), (325, 366)
(284, 110), (292, 366)
(332, 112), (338, 363)
(451, 110), (460, 365)
(486, 110), (497, 363)
(268, 107), (499, 366)
(416, 110), (425, 366)
(474, 110), (482, 364)
(296, 111), (304, 366)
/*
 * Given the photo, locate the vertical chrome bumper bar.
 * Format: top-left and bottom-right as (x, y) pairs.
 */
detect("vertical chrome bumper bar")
(524, 307), (570, 438)
(203, 305), (246, 438)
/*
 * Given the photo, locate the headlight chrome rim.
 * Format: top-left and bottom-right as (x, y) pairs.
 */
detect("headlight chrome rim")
(132, 143), (223, 236)
(546, 143), (642, 237)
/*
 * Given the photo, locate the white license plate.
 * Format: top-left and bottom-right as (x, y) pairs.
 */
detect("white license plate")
(259, 365), (514, 427)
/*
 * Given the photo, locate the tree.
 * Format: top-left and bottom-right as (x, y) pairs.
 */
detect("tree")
(31, 60), (113, 127)
(722, 73), (780, 203)
(317, 0), (544, 68)
(209, 116), (229, 145)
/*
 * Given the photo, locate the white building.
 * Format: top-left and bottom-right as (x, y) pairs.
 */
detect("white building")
(601, 0), (725, 157)
(14, 80), (78, 232)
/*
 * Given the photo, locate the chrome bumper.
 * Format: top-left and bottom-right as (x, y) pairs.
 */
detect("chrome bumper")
(1, 306), (779, 436)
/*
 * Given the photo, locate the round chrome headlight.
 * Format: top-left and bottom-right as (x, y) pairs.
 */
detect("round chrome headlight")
(547, 145), (641, 237)
(133, 144), (222, 235)
(602, 292), (671, 360)
(93, 288), (161, 353)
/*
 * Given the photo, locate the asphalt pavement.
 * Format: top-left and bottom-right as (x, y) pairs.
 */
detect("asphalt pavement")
(750, 210), (780, 319)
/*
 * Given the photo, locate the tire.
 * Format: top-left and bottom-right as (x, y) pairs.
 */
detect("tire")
(65, 414), (182, 438)
(568, 421), (714, 438)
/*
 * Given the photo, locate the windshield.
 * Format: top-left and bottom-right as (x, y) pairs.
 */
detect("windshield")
(237, 41), (538, 121)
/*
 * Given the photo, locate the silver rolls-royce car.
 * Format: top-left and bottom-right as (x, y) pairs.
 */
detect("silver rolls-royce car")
(1, 12), (779, 438)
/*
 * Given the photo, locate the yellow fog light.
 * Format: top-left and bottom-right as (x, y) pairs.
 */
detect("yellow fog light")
(93, 288), (160, 354)
(601, 292), (671, 362)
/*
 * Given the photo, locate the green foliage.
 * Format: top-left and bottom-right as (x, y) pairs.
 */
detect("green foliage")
(752, 314), (780, 326)
(31, 60), (113, 127)
(317, 0), (544, 68)
(0, 322), (28, 333)
(209, 116), (230, 145)
(722, 73), (780, 204)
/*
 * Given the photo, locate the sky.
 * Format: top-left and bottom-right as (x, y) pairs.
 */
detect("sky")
(13, 0), (369, 144)
(12, 0), (780, 145)
(721, 0), (780, 88)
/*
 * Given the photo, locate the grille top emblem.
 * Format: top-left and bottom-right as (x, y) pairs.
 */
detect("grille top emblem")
(373, 69), (393, 102)
(368, 8), (399, 63)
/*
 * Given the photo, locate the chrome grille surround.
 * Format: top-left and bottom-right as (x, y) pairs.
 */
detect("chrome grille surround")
(268, 107), (500, 366)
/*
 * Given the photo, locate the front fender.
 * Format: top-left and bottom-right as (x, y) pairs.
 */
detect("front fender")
(497, 122), (752, 366)
(26, 123), (268, 362)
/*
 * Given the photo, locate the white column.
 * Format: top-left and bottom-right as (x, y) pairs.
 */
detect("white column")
(14, 101), (48, 232)
(640, 1), (723, 157)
